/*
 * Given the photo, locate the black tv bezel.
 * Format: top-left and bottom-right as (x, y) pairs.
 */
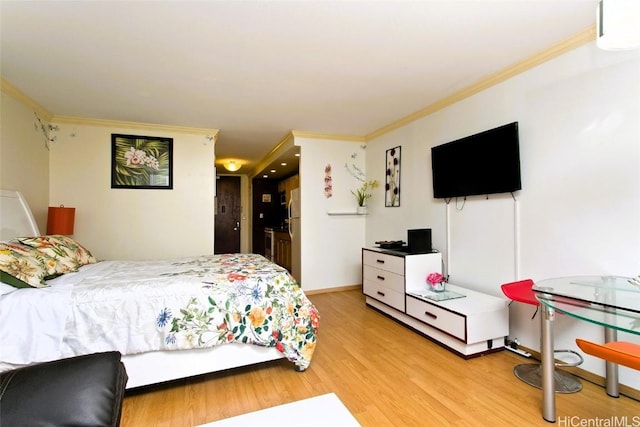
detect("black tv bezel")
(431, 122), (522, 199)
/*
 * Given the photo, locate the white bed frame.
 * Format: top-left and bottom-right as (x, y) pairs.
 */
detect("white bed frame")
(0, 189), (40, 241)
(1, 189), (286, 389)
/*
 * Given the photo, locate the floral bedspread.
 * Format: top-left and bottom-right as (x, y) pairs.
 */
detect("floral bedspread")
(58, 253), (319, 370)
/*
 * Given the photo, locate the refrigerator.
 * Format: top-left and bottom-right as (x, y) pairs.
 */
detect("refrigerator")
(288, 187), (301, 284)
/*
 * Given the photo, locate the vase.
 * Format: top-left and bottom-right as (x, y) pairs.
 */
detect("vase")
(431, 282), (446, 292)
(356, 206), (367, 215)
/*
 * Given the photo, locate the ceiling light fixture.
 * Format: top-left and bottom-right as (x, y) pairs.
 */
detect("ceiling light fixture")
(224, 160), (241, 172)
(597, 0), (640, 50)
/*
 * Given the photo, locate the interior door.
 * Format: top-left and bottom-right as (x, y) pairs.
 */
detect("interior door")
(215, 175), (241, 254)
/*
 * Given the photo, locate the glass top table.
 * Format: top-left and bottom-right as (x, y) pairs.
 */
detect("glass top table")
(533, 275), (640, 335)
(532, 275), (640, 423)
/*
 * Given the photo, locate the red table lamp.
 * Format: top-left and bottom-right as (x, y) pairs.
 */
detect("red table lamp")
(47, 205), (75, 235)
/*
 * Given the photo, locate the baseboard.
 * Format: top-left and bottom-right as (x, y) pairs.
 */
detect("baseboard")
(518, 345), (640, 402)
(304, 284), (361, 296)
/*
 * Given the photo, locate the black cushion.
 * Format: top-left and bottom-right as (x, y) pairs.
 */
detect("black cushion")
(0, 351), (128, 427)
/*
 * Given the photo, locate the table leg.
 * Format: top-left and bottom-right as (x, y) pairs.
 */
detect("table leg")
(540, 303), (556, 422)
(604, 327), (619, 397)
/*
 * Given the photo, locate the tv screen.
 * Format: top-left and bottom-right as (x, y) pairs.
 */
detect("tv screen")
(431, 122), (521, 199)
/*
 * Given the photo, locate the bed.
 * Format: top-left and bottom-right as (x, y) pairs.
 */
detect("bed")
(0, 190), (319, 388)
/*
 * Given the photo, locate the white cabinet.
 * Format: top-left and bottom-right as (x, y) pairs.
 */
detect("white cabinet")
(362, 247), (441, 313)
(406, 297), (467, 341)
(362, 248), (509, 358)
(362, 250), (407, 311)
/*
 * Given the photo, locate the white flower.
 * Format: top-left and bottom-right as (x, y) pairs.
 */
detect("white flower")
(144, 155), (160, 170)
(124, 147), (147, 166)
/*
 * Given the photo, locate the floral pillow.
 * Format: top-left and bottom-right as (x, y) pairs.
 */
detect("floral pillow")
(16, 236), (78, 274)
(18, 235), (97, 271)
(0, 242), (51, 288)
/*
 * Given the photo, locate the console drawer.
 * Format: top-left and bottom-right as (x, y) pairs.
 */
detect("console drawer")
(406, 297), (466, 341)
(362, 250), (404, 275)
(362, 266), (404, 293)
(363, 281), (405, 311)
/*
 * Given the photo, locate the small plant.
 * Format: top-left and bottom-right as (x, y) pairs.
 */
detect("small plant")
(351, 180), (379, 207)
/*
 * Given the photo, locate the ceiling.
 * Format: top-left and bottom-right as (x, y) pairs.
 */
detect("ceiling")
(0, 1), (598, 179)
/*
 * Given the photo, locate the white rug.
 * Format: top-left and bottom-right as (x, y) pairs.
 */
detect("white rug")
(197, 393), (360, 426)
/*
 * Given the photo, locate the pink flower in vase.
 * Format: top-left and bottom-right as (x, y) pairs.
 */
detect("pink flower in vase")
(426, 272), (445, 291)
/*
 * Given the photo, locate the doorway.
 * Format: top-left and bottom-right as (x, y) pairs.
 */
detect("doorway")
(251, 178), (280, 256)
(215, 175), (241, 254)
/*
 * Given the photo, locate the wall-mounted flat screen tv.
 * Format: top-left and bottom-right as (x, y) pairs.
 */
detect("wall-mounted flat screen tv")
(431, 122), (521, 199)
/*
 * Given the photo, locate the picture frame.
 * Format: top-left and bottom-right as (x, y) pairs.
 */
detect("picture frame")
(111, 134), (173, 189)
(385, 146), (401, 207)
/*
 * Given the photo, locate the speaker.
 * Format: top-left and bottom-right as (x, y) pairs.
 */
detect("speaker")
(407, 229), (432, 254)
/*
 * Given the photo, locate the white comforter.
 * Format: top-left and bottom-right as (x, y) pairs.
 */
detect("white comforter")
(0, 254), (319, 371)
(0, 282), (73, 364)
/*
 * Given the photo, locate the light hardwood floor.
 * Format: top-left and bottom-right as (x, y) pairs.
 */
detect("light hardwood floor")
(121, 289), (639, 426)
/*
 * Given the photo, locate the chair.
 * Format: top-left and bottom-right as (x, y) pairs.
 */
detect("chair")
(0, 351), (128, 427)
(501, 279), (584, 393)
(576, 339), (640, 370)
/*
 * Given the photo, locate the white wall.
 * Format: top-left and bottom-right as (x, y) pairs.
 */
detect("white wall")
(0, 92), (50, 232)
(365, 42), (640, 388)
(49, 123), (216, 260)
(296, 136), (368, 291)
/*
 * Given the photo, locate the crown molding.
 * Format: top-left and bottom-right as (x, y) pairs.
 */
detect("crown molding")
(51, 115), (219, 136)
(249, 130), (365, 177)
(249, 132), (296, 178)
(365, 25), (596, 141)
(0, 77), (219, 136)
(290, 130), (365, 142)
(0, 77), (53, 121)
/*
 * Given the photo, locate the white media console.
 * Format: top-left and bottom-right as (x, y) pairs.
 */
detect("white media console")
(362, 247), (509, 358)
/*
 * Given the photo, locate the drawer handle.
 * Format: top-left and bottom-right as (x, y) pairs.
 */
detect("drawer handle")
(376, 275), (385, 281)
(424, 311), (437, 320)
(376, 259), (385, 264)
(377, 291), (386, 297)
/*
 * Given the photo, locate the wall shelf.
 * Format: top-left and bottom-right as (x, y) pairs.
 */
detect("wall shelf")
(326, 211), (366, 216)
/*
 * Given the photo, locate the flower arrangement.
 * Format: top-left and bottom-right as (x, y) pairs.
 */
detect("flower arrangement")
(426, 272), (446, 292)
(351, 179), (379, 207)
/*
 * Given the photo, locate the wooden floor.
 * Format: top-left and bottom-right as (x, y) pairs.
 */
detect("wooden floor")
(121, 289), (639, 426)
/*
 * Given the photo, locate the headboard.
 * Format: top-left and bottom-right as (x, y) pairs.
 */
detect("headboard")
(0, 189), (40, 241)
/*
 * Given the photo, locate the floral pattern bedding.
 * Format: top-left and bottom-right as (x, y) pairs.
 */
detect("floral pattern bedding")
(58, 253), (319, 370)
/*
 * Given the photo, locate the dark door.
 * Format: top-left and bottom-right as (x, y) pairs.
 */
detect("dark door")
(215, 175), (241, 254)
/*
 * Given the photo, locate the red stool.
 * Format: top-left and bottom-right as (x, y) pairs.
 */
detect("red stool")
(501, 279), (584, 393)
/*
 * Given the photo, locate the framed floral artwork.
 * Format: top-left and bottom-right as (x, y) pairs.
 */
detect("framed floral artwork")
(111, 134), (173, 189)
(385, 146), (400, 207)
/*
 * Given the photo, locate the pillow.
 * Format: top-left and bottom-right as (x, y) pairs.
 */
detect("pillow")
(18, 235), (97, 270)
(0, 242), (50, 288)
(16, 236), (79, 274)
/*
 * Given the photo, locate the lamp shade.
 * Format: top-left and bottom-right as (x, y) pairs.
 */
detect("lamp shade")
(47, 206), (75, 235)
